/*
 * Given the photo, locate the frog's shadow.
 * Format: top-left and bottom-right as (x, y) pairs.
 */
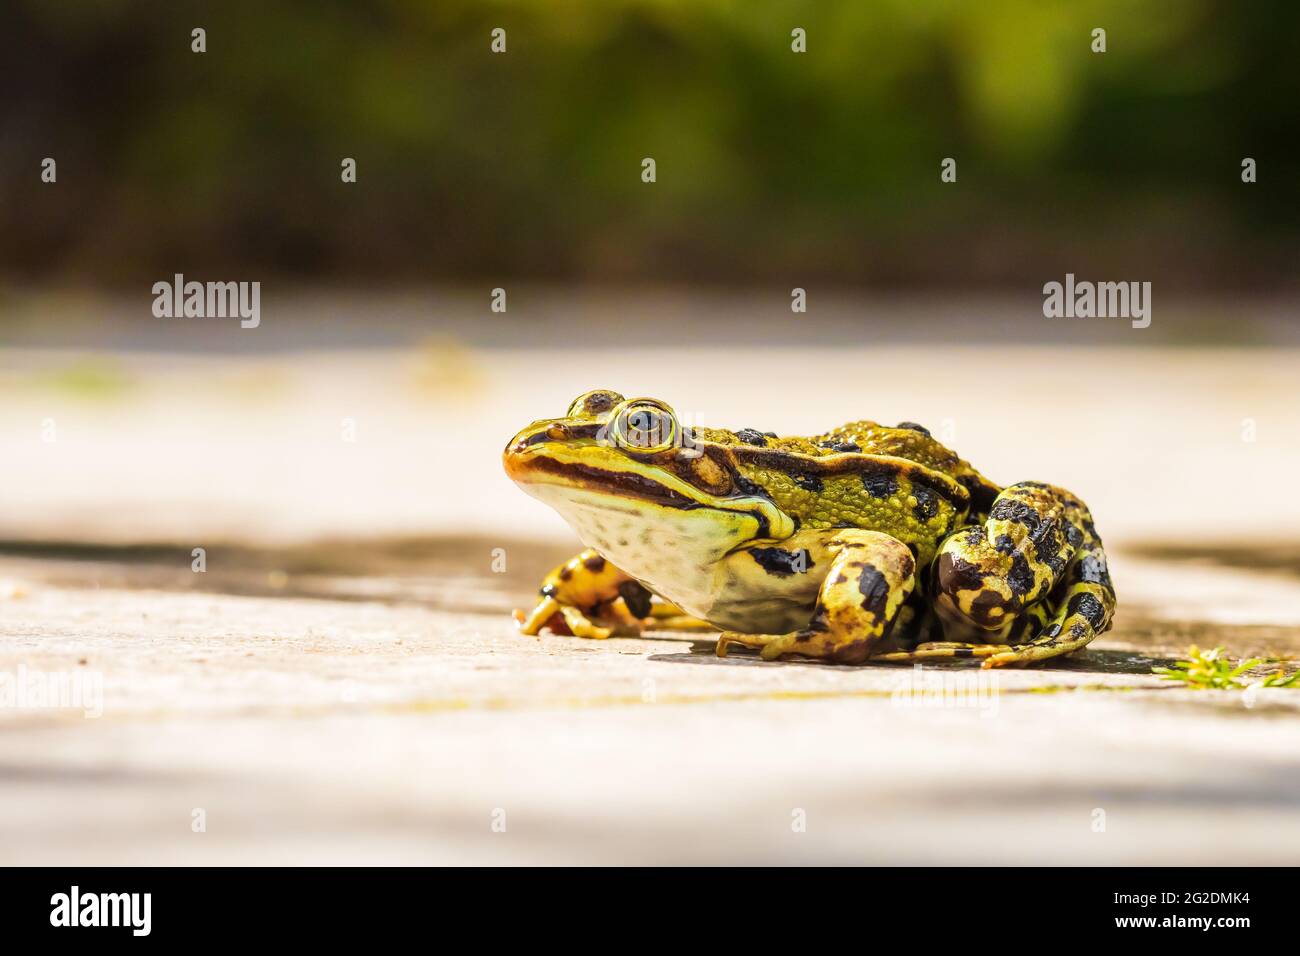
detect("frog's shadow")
(648, 643), (1175, 675)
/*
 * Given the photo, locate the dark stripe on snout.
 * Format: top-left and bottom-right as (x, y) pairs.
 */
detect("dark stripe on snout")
(525, 458), (700, 509)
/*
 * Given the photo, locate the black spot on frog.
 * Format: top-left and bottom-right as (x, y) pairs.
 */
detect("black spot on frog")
(990, 498), (1042, 535)
(911, 485), (939, 521)
(856, 564), (890, 621)
(617, 579), (653, 618)
(1077, 553), (1111, 587)
(734, 473), (770, 499)
(935, 553), (986, 593)
(1067, 591), (1108, 629)
(861, 469), (899, 499)
(749, 547), (814, 577)
(1007, 553), (1036, 598)
(793, 474), (824, 492)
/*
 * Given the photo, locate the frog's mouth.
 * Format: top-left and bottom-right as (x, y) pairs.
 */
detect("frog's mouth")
(504, 431), (795, 542)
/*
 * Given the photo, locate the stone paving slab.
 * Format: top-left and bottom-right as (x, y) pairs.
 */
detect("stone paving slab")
(2, 544), (1298, 866)
(2, 338), (1298, 864)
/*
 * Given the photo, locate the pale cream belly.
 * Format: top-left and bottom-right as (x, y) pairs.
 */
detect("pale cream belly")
(528, 483), (835, 633)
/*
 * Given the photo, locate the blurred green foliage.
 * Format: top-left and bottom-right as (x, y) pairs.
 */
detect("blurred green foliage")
(1, 0), (1296, 288)
(32, 356), (134, 399)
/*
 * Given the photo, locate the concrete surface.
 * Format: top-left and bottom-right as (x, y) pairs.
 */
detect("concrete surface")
(2, 328), (1299, 864)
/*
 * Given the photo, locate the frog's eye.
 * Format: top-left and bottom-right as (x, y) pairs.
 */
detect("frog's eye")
(567, 389), (625, 419)
(611, 399), (678, 453)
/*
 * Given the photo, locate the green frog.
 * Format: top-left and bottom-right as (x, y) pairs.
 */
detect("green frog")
(504, 389), (1115, 668)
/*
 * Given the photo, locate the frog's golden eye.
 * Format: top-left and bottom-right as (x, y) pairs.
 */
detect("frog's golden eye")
(567, 389), (625, 419)
(611, 399), (678, 453)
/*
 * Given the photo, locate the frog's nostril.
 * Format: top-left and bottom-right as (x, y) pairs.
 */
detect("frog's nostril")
(513, 428), (561, 451)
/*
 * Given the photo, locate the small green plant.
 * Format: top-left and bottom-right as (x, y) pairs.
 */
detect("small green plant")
(1154, 645), (1300, 690)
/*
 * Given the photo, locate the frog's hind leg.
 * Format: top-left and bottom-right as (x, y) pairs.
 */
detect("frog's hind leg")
(875, 571), (1114, 668)
(716, 530), (915, 663)
(886, 481), (1116, 668)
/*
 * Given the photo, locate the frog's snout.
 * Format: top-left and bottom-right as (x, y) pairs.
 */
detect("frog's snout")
(506, 422), (569, 456)
(503, 421), (572, 482)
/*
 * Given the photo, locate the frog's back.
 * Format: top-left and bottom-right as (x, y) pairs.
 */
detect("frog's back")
(814, 419), (1000, 506)
(689, 418), (1000, 566)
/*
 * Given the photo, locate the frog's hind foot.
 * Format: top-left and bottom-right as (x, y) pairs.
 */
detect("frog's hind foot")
(977, 577), (1115, 668)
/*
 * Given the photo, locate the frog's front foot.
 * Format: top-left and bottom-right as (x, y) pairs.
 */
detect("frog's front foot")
(515, 549), (650, 640)
(514, 601), (631, 639)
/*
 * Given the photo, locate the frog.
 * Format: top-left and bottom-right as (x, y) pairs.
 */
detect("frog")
(503, 389), (1116, 668)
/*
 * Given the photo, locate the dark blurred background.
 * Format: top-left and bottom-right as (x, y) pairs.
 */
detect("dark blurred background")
(2, 0), (1297, 292)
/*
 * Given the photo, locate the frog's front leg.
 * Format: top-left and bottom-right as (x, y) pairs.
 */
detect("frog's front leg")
(515, 549), (714, 640)
(717, 530), (915, 663)
(515, 549), (647, 639)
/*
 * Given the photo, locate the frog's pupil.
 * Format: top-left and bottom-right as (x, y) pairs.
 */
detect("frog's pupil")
(626, 409), (669, 447)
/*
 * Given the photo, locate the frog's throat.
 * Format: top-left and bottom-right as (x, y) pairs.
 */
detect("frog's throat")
(506, 443), (797, 542)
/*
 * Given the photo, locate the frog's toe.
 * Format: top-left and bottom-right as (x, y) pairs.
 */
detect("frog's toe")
(516, 596), (562, 636)
(759, 634), (803, 660)
(716, 631), (786, 658)
(871, 641), (1012, 663)
(716, 631), (749, 651)
(559, 605), (613, 640)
